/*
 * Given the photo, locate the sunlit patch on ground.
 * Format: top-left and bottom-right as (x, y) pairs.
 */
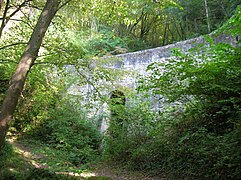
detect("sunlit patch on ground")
(7, 138), (109, 179)
(56, 171), (96, 178)
(80, 172), (96, 178)
(9, 140), (47, 169)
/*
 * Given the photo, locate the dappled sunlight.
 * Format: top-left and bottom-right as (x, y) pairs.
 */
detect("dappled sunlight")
(8, 168), (21, 174)
(7, 138), (107, 179)
(56, 171), (97, 178)
(8, 139), (47, 169)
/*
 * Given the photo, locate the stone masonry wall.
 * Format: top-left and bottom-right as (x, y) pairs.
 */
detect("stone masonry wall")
(105, 34), (237, 89)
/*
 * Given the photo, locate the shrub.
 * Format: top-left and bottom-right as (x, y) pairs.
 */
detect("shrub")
(102, 99), (160, 165)
(28, 102), (102, 165)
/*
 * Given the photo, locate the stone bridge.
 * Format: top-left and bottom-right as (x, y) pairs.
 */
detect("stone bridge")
(69, 33), (237, 95)
(105, 34), (237, 88)
(67, 33), (237, 132)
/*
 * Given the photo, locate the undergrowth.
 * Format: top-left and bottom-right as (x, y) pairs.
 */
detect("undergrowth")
(0, 142), (30, 179)
(25, 101), (102, 168)
(102, 9), (241, 179)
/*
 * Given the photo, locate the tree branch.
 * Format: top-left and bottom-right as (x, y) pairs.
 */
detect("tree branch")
(0, 59), (18, 64)
(0, 0), (33, 37)
(8, 0), (32, 20)
(75, 67), (105, 103)
(0, 42), (27, 50)
(58, 0), (73, 11)
(0, 0), (10, 38)
(18, 8), (35, 29)
(33, 60), (86, 66)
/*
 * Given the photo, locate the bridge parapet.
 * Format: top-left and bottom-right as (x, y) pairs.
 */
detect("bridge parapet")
(102, 34), (237, 88)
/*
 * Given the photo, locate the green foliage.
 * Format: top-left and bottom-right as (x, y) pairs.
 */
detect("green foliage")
(140, 36), (241, 134)
(102, 98), (159, 164)
(1, 1), (241, 179)
(0, 65), (10, 105)
(0, 143), (30, 179)
(103, 97), (241, 179)
(29, 101), (102, 166)
(63, 0), (240, 48)
(26, 168), (61, 180)
(219, 5), (241, 35)
(103, 8), (241, 179)
(76, 29), (129, 57)
(0, 142), (85, 179)
(8, 65), (63, 133)
(160, 119), (241, 179)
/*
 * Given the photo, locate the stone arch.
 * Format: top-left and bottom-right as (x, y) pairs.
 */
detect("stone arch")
(110, 90), (126, 106)
(109, 90), (126, 128)
(97, 90), (126, 133)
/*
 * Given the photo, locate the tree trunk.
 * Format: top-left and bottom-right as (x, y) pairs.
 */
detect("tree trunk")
(162, 22), (168, 46)
(204, 0), (211, 33)
(0, 0), (60, 149)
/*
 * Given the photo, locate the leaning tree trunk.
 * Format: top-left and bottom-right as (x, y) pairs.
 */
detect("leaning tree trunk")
(0, 0), (60, 149)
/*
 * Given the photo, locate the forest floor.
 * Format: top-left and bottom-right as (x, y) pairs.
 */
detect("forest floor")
(2, 137), (164, 180)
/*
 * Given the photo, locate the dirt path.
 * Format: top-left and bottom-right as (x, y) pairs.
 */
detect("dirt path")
(8, 138), (164, 179)
(93, 164), (164, 180)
